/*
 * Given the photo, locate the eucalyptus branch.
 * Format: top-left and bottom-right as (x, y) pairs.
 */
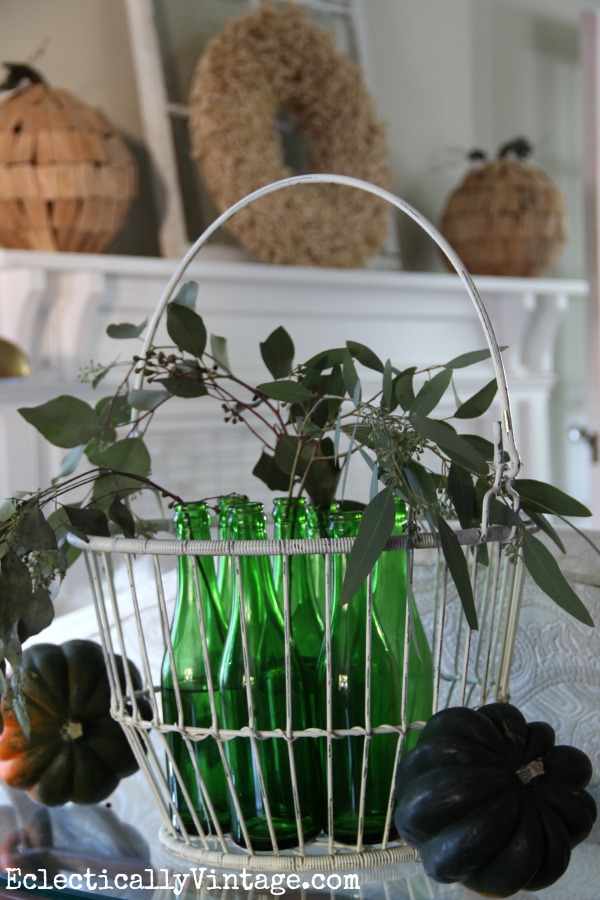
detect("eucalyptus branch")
(208, 363), (288, 432)
(295, 442), (320, 499)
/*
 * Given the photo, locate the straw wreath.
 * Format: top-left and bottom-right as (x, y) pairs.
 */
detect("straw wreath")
(189, 3), (393, 268)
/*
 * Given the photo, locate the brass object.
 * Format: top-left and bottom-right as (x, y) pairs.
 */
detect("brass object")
(0, 337), (31, 378)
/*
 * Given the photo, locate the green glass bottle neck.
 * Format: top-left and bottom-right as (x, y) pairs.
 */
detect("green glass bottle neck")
(217, 496), (253, 538)
(272, 497), (308, 539)
(174, 502), (211, 540)
(328, 508), (363, 539)
(227, 502), (268, 540)
(392, 496), (408, 535)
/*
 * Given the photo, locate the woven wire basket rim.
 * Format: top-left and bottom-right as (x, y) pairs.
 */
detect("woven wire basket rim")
(66, 523), (514, 557)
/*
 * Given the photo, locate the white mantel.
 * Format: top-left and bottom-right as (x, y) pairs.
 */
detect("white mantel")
(0, 248), (588, 505)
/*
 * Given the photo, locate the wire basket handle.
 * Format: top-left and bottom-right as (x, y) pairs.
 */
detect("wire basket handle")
(135, 174), (521, 531)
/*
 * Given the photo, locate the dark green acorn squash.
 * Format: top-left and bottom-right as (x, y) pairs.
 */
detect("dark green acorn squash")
(0, 639), (152, 806)
(394, 703), (597, 897)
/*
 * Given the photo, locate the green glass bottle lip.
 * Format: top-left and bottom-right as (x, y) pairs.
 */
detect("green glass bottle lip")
(174, 501), (208, 518)
(217, 494), (251, 511)
(329, 507), (363, 521)
(174, 501), (211, 536)
(273, 496), (307, 511)
(227, 501), (265, 526)
(327, 505), (364, 538)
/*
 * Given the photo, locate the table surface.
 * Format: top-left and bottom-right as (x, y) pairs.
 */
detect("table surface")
(0, 783), (598, 900)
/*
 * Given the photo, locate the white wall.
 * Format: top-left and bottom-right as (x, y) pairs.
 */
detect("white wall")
(0, 0), (594, 499)
(0, 0), (589, 271)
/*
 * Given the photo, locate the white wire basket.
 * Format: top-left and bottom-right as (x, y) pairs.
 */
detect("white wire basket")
(68, 175), (527, 872)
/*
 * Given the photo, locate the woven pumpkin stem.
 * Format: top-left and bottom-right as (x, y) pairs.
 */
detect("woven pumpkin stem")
(0, 62), (46, 92)
(497, 136), (533, 160)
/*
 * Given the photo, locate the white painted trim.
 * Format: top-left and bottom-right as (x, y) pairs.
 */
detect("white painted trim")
(123, 0), (188, 259)
(581, 9), (600, 518)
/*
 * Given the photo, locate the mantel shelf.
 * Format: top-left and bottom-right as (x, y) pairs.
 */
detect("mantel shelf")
(0, 246), (588, 293)
(0, 248), (589, 500)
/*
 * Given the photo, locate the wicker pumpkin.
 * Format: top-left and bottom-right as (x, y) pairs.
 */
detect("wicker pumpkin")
(440, 139), (567, 277)
(0, 65), (137, 253)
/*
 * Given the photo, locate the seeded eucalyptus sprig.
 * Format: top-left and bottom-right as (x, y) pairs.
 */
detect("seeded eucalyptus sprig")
(0, 280), (595, 690)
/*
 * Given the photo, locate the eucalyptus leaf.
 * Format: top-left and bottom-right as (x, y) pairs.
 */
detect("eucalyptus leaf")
(257, 381), (313, 403)
(486, 496), (521, 526)
(447, 463), (475, 528)
(342, 349), (360, 404)
(2, 628), (22, 674)
(341, 424), (375, 450)
(211, 334), (231, 373)
(303, 348), (346, 371)
(100, 437), (151, 479)
(404, 463), (438, 508)
(410, 369), (453, 416)
(521, 532), (594, 626)
(382, 359), (394, 411)
(95, 395), (132, 427)
(301, 421), (322, 438)
(10, 684), (31, 739)
(0, 498), (19, 525)
(127, 389), (169, 411)
(166, 302), (207, 358)
(91, 366), (111, 389)
(19, 396), (102, 448)
(0, 551), (33, 643)
(359, 447), (376, 471)
(347, 341), (384, 373)
(340, 485), (395, 605)
(106, 319), (147, 340)
(64, 506), (111, 538)
(409, 414), (489, 476)
(525, 511), (566, 554)
(333, 412), (342, 462)
(109, 496), (136, 539)
(157, 376), (208, 398)
(461, 434), (495, 461)
(516, 480), (592, 518)
(58, 444), (86, 479)
(395, 367), (417, 412)
(18, 585), (54, 642)
(339, 421), (358, 502)
(260, 326), (294, 379)
(555, 515), (600, 559)
(327, 363), (345, 418)
(436, 514), (478, 630)
(454, 379), (498, 419)
(304, 441), (340, 506)
(173, 281), (199, 309)
(274, 435), (312, 477)
(17, 504), (57, 552)
(252, 450), (291, 492)
(369, 463), (379, 501)
(444, 346), (507, 369)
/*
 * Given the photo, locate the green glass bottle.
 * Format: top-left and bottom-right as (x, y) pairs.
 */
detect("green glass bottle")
(305, 502), (331, 622)
(161, 502), (229, 835)
(219, 502), (323, 850)
(216, 496), (244, 625)
(316, 507), (402, 845)
(372, 496), (434, 752)
(272, 498), (325, 722)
